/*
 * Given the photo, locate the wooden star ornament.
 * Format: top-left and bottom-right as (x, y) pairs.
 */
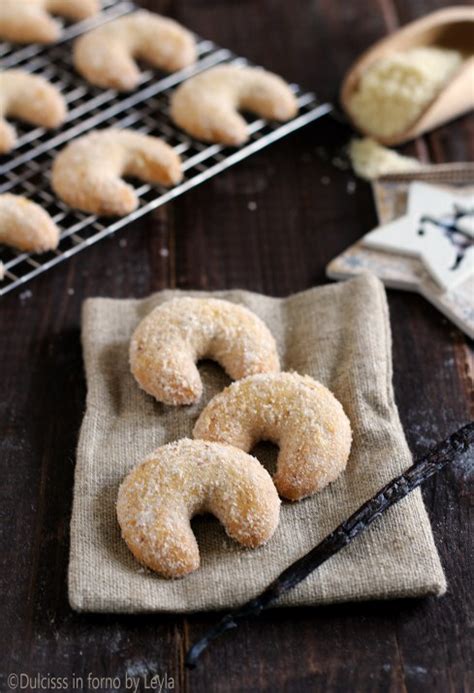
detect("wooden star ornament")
(362, 182), (473, 290)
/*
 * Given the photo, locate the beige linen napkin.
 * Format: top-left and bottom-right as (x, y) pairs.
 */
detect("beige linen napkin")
(69, 273), (446, 612)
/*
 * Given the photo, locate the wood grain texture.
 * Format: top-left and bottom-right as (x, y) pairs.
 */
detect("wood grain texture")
(0, 0), (472, 692)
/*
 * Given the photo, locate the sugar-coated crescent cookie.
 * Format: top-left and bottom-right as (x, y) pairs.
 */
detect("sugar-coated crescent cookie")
(0, 194), (59, 253)
(130, 297), (281, 406)
(0, 0), (100, 45)
(51, 129), (183, 216)
(117, 439), (280, 578)
(0, 70), (67, 154)
(170, 65), (299, 145)
(194, 372), (352, 501)
(74, 10), (197, 92)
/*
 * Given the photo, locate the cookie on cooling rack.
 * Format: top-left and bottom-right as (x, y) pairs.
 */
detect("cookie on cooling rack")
(0, 70), (66, 154)
(0, 0), (100, 44)
(170, 64), (299, 146)
(74, 10), (197, 91)
(0, 194), (60, 254)
(51, 129), (183, 216)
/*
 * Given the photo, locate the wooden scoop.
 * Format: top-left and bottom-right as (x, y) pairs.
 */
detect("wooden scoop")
(340, 6), (474, 145)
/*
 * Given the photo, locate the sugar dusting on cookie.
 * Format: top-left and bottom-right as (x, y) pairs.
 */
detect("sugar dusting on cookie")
(171, 65), (298, 145)
(116, 439), (280, 578)
(51, 129), (182, 216)
(130, 297), (280, 406)
(194, 372), (352, 501)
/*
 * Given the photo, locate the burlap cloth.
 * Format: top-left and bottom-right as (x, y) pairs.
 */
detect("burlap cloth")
(69, 274), (446, 612)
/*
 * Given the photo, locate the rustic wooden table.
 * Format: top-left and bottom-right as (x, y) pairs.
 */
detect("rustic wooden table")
(1, 0), (472, 691)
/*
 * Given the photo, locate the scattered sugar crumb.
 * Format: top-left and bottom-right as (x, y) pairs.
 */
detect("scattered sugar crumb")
(320, 176), (331, 186)
(160, 248), (169, 257)
(19, 289), (32, 301)
(67, 288), (74, 296)
(315, 146), (329, 161)
(119, 238), (127, 248)
(331, 156), (349, 171)
(346, 179), (357, 195)
(248, 200), (258, 211)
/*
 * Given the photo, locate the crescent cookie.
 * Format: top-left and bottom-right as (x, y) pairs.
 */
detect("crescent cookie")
(0, 0), (100, 45)
(194, 372), (352, 501)
(74, 10), (197, 91)
(170, 65), (299, 145)
(0, 70), (67, 154)
(117, 439), (280, 578)
(0, 194), (59, 253)
(51, 129), (183, 216)
(130, 297), (280, 406)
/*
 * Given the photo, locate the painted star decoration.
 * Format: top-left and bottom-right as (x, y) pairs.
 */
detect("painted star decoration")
(362, 182), (474, 291)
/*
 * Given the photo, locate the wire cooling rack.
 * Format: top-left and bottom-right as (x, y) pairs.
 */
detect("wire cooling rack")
(0, 0), (332, 296)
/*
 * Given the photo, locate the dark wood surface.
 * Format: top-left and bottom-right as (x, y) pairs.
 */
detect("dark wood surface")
(1, 1), (472, 691)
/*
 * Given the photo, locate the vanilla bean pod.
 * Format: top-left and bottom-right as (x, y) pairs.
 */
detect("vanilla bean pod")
(186, 422), (474, 668)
